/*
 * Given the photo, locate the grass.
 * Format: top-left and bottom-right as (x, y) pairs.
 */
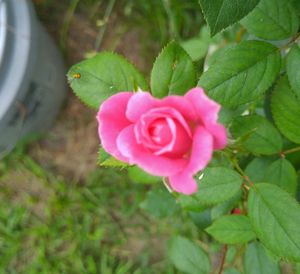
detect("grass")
(0, 142), (198, 273)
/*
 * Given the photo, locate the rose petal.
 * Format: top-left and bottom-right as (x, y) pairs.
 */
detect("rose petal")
(153, 117), (177, 155)
(186, 126), (214, 174)
(161, 96), (197, 121)
(185, 87), (220, 124)
(207, 124), (227, 149)
(126, 91), (159, 122)
(134, 107), (192, 156)
(127, 91), (198, 122)
(116, 125), (188, 176)
(97, 92), (133, 162)
(185, 87), (227, 149)
(168, 126), (213, 194)
(168, 173), (198, 195)
(144, 107), (192, 138)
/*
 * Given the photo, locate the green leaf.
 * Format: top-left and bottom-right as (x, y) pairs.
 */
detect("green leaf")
(241, 0), (299, 40)
(206, 215), (256, 244)
(127, 166), (160, 184)
(100, 157), (128, 168)
(180, 28), (210, 61)
(271, 76), (300, 144)
(287, 44), (300, 101)
(264, 158), (297, 195)
(199, 0), (260, 36)
(244, 242), (280, 274)
(231, 115), (282, 155)
(168, 236), (210, 274)
(245, 157), (274, 182)
(224, 268), (241, 274)
(97, 148), (128, 168)
(292, 0), (300, 16)
(140, 188), (179, 218)
(226, 246), (238, 263)
(205, 45), (234, 68)
(211, 190), (242, 220)
(196, 167), (243, 205)
(67, 52), (148, 109)
(178, 195), (208, 212)
(189, 210), (212, 230)
(198, 41), (281, 107)
(208, 151), (233, 168)
(150, 41), (196, 98)
(98, 147), (110, 163)
(248, 183), (300, 262)
(180, 38), (209, 62)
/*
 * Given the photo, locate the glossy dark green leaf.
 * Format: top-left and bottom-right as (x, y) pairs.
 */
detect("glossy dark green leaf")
(198, 41), (281, 107)
(241, 0), (299, 40)
(199, 0), (260, 36)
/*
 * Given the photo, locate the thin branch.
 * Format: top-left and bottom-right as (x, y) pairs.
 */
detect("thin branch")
(281, 146), (300, 155)
(232, 159), (253, 187)
(280, 32), (300, 50)
(218, 245), (228, 274)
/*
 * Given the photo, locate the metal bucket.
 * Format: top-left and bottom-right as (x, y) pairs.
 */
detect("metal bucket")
(0, 0), (67, 158)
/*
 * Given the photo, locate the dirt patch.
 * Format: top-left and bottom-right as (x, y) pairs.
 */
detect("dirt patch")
(29, 96), (99, 182)
(29, 2), (152, 181)
(0, 168), (53, 219)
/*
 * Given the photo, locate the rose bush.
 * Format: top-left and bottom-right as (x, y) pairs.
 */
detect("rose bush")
(97, 87), (227, 194)
(68, 1), (300, 268)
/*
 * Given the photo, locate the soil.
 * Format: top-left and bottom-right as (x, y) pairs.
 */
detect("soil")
(29, 1), (153, 182)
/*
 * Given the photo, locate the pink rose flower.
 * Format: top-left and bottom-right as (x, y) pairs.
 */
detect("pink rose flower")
(97, 87), (227, 195)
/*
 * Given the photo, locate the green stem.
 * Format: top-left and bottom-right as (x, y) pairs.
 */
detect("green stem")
(282, 146), (300, 155)
(232, 158), (253, 188)
(280, 32), (300, 50)
(161, 0), (179, 39)
(60, 0), (80, 52)
(94, 0), (116, 51)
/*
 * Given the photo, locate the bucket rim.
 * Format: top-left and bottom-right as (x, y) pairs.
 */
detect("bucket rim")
(0, 0), (34, 120)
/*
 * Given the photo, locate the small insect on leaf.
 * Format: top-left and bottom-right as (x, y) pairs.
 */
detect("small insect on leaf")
(72, 73), (81, 79)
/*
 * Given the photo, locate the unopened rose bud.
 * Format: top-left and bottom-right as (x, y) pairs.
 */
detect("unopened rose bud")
(231, 208), (241, 215)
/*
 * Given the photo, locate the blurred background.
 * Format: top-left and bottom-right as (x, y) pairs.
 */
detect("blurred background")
(0, 0), (209, 273)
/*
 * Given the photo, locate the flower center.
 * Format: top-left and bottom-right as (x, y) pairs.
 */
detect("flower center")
(148, 118), (172, 145)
